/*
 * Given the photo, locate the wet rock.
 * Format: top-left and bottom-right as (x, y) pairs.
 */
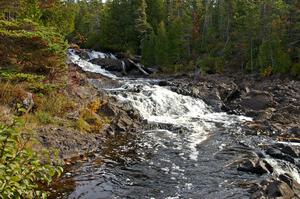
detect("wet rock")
(116, 120), (127, 132)
(255, 108), (275, 121)
(288, 127), (300, 137)
(99, 99), (141, 135)
(147, 67), (159, 74)
(20, 92), (34, 114)
(158, 80), (169, 87)
(238, 158), (272, 175)
(100, 102), (118, 117)
(78, 51), (90, 60)
(280, 105), (300, 115)
(281, 145), (299, 158)
(191, 86), (201, 96)
(251, 175), (300, 199)
(266, 143), (300, 158)
(240, 90), (274, 111)
(265, 180), (294, 198)
(90, 57), (151, 77)
(279, 174), (294, 188)
(91, 58), (125, 73)
(266, 147), (295, 164)
(218, 82), (240, 102)
(203, 92), (224, 112)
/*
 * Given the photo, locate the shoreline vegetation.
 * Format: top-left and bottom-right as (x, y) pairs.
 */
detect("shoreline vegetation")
(0, 0), (299, 198)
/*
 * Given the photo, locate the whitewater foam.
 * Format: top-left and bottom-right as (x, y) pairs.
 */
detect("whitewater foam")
(68, 49), (118, 79)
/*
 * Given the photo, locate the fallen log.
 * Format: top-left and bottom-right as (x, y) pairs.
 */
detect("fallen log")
(128, 59), (150, 76)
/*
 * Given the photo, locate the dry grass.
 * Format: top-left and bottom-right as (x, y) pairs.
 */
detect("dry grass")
(0, 105), (13, 125)
(76, 99), (110, 133)
(0, 82), (27, 105)
(0, 75), (108, 133)
(34, 92), (76, 117)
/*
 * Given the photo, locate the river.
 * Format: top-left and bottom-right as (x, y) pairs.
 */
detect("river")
(49, 50), (300, 199)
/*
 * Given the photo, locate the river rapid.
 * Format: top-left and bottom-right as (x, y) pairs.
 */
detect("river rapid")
(50, 50), (300, 199)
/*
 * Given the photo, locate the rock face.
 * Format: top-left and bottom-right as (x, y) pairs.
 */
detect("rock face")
(37, 126), (103, 161)
(99, 99), (141, 136)
(37, 97), (142, 162)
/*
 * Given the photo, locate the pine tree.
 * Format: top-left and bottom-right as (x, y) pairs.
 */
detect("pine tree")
(134, 0), (152, 52)
(167, 18), (185, 63)
(145, 0), (165, 30)
(142, 31), (156, 66)
(155, 21), (169, 66)
(40, 0), (77, 36)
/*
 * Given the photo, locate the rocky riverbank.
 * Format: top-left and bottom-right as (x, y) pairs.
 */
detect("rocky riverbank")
(167, 73), (299, 139)
(36, 64), (142, 163)
(159, 73), (300, 198)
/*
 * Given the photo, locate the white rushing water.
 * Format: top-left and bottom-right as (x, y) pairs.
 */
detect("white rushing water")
(68, 49), (118, 79)
(265, 158), (300, 183)
(68, 49), (251, 161)
(115, 83), (251, 161)
(88, 50), (117, 60)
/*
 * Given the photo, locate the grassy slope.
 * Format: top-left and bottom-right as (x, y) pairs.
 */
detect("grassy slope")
(0, 19), (110, 197)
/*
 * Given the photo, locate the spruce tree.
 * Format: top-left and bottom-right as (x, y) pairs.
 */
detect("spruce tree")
(155, 21), (169, 66)
(145, 0), (165, 30)
(142, 31), (156, 66)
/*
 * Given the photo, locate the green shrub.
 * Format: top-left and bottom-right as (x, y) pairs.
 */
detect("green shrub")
(0, 71), (45, 83)
(0, 122), (62, 198)
(35, 111), (52, 125)
(76, 118), (91, 133)
(197, 55), (225, 74)
(258, 38), (292, 74)
(291, 63), (300, 77)
(27, 83), (60, 95)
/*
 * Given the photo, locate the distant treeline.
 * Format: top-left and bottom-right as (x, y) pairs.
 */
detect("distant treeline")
(1, 0), (299, 76)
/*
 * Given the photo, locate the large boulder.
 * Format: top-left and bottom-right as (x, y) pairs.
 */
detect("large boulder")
(251, 174), (300, 199)
(240, 90), (275, 111)
(90, 57), (150, 76)
(237, 158), (273, 175)
(91, 58), (126, 73)
(99, 100), (141, 135)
